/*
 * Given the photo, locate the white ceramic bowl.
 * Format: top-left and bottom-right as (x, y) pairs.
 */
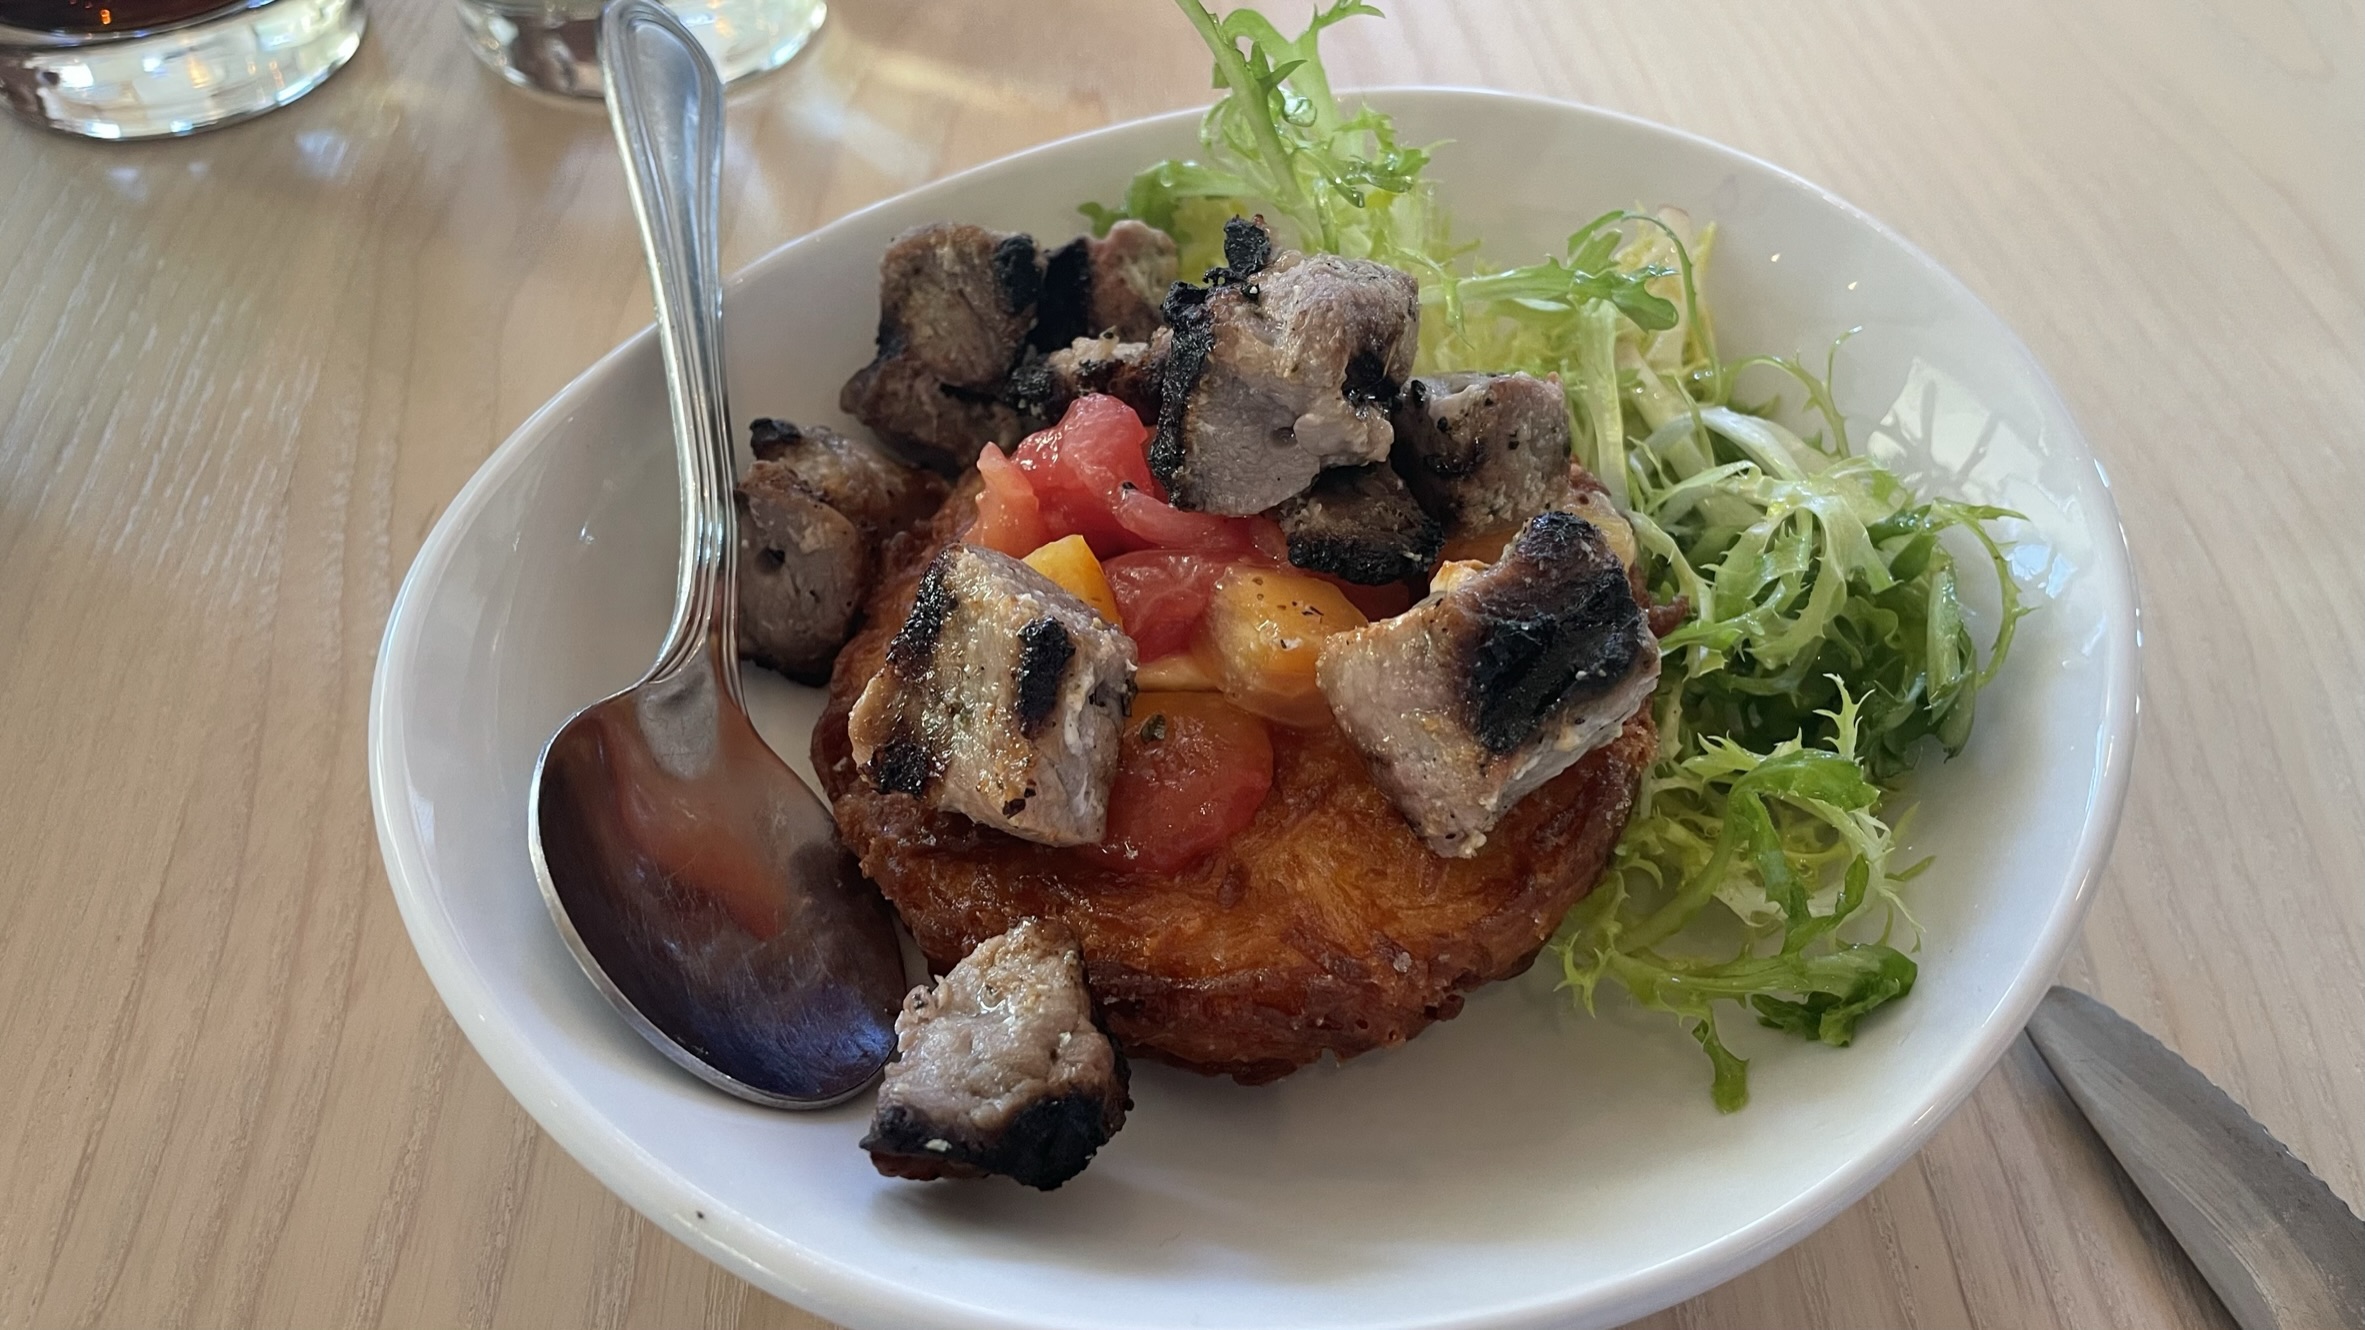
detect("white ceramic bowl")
(369, 89), (2137, 1330)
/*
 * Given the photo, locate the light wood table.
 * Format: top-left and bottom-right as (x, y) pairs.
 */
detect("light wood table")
(2, 0), (2357, 1325)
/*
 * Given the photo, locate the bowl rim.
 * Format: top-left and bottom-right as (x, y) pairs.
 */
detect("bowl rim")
(368, 85), (2141, 1330)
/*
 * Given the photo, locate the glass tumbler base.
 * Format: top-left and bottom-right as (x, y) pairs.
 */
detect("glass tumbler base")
(455, 0), (822, 98)
(0, 0), (366, 140)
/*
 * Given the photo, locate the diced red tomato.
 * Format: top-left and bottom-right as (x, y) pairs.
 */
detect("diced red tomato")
(1012, 394), (1162, 555)
(971, 445), (1047, 556)
(1112, 491), (1291, 559)
(1103, 550), (1229, 660)
(1005, 394), (1294, 559)
(1111, 487), (1232, 551)
(1093, 693), (1274, 874)
(1242, 515), (1292, 563)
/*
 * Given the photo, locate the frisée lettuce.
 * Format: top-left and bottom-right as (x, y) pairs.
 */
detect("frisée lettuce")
(1088, 0), (2027, 1109)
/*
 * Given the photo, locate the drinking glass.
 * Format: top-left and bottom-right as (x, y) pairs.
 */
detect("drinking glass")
(456, 0), (821, 98)
(0, 0), (364, 139)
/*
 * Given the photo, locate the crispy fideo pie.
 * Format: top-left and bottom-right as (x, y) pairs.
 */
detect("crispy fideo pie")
(817, 475), (1658, 1083)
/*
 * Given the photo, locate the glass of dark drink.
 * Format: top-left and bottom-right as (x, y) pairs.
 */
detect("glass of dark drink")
(0, 0), (364, 139)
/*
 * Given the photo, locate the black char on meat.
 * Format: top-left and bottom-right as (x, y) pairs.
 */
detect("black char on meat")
(735, 419), (946, 684)
(1006, 331), (1167, 427)
(847, 544), (1137, 846)
(1032, 219), (1177, 349)
(1316, 510), (1660, 857)
(1272, 462), (1442, 586)
(1150, 217), (1421, 515)
(843, 222), (1180, 470)
(1391, 371), (1574, 539)
(862, 918), (1130, 1190)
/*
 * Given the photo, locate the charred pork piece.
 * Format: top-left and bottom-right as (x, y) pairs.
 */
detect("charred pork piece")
(1316, 510), (1659, 857)
(1086, 220), (1180, 340)
(1562, 483), (1640, 573)
(848, 545), (1137, 846)
(840, 223), (1043, 469)
(1033, 220), (1180, 350)
(1005, 332), (1166, 427)
(1273, 463), (1442, 585)
(862, 918), (1130, 1190)
(735, 470), (866, 685)
(1151, 218), (1421, 515)
(735, 420), (947, 685)
(745, 418), (947, 545)
(1049, 332), (1164, 419)
(1390, 372), (1573, 539)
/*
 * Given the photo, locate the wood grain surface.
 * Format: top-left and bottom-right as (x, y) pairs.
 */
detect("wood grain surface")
(1, 0), (2357, 1326)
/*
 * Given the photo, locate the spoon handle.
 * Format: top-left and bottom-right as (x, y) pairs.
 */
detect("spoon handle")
(601, 0), (740, 697)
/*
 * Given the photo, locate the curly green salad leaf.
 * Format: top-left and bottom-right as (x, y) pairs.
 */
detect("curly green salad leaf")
(1094, 0), (2029, 1109)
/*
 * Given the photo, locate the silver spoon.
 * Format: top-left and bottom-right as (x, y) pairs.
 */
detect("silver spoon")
(526, 0), (906, 1109)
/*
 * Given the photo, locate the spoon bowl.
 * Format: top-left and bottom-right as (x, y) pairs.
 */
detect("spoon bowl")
(530, 649), (905, 1106)
(524, 0), (905, 1110)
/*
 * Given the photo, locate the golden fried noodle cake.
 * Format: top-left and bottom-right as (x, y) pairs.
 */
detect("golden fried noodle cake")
(818, 493), (1655, 1084)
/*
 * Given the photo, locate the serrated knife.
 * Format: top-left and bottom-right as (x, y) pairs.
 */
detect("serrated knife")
(2026, 985), (2365, 1330)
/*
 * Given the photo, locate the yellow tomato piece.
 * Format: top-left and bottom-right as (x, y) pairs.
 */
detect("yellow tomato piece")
(1195, 566), (1368, 727)
(1137, 652), (1220, 691)
(1437, 526), (1515, 565)
(1022, 534), (1122, 624)
(1429, 559), (1488, 595)
(1438, 497), (1638, 572)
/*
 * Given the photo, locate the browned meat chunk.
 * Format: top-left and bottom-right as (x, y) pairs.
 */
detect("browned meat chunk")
(817, 492), (1656, 1084)
(1085, 219), (1179, 341)
(1273, 462), (1441, 585)
(1150, 218), (1420, 515)
(1053, 333), (1164, 419)
(840, 223), (1042, 469)
(847, 544), (1136, 845)
(861, 918), (1129, 1190)
(1391, 372), (1573, 538)
(735, 420), (946, 685)
(1317, 510), (1660, 857)
(1005, 332), (1166, 428)
(736, 469), (865, 685)
(747, 417), (947, 545)
(1033, 220), (1179, 349)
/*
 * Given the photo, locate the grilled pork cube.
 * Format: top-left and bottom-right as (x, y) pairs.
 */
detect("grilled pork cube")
(1033, 220), (1179, 349)
(1391, 372), (1573, 539)
(848, 545), (1137, 845)
(841, 223), (1043, 468)
(1317, 510), (1659, 857)
(1273, 462), (1442, 586)
(735, 467), (868, 685)
(1005, 332), (1166, 428)
(746, 418), (947, 546)
(1050, 333), (1164, 420)
(1150, 219), (1421, 515)
(1086, 220), (1181, 340)
(735, 420), (947, 685)
(861, 918), (1130, 1190)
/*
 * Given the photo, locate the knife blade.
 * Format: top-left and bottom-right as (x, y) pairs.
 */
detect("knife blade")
(2026, 985), (2365, 1330)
